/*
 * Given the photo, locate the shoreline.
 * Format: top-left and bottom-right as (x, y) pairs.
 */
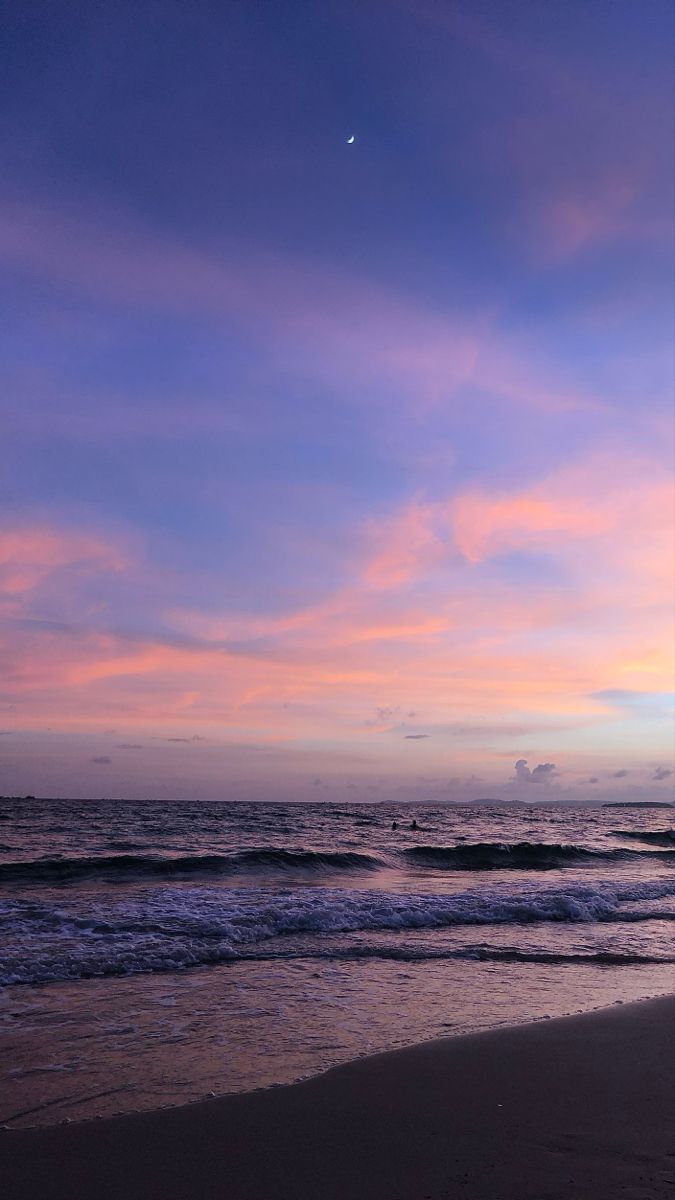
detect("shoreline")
(4, 989), (673, 1133)
(2, 993), (673, 1199)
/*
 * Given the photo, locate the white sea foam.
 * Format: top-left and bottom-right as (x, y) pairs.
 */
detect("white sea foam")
(1, 876), (674, 987)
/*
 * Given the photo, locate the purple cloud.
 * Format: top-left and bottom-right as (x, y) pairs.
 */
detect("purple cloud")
(514, 759), (557, 784)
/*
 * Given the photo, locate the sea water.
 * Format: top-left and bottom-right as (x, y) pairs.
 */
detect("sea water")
(1, 798), (673, 1127)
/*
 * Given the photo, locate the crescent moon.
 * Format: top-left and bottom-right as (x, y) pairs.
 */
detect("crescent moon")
(347, 135), (355, 144)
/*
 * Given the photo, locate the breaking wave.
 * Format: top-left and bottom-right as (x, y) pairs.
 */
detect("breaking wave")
(2, 876), (674, 986)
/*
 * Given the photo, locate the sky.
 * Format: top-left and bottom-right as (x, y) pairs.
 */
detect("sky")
(1, 0), (673, 802)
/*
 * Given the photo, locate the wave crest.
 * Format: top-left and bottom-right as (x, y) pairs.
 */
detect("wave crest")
(612, 829), (675, 848)
(403, 841), (675, 869)
(0, 848), (385, 885)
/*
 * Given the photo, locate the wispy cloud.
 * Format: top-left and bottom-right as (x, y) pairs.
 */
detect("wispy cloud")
(0, 527), (126, 611)
(0, 199), (607, 424)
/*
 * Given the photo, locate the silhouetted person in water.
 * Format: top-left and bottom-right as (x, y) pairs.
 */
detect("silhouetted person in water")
(391, 821), (398, 830)
(410, 819), (418, 830)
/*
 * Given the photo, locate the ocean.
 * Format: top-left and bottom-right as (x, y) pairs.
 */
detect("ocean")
(1, 798), (673, 1128)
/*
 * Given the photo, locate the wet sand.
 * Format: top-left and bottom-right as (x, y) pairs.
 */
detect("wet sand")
(2, 994), (673, 1199)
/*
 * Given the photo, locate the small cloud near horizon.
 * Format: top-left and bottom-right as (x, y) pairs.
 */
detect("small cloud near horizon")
(405, 734), (430, 739)
(90, 755), (112, 765)
(159, 736), (206, 744)
(117, 743), (143, 750)
(611, 769), (629, 778)
(652, 766), (673, 782)
(514, 758), (556, 783)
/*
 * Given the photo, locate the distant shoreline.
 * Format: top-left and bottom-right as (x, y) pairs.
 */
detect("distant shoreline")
(2, 795), (673, 807)
(602, 801), (674, 809)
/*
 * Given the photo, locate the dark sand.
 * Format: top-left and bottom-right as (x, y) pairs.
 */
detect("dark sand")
(2, 995), (673, 1200)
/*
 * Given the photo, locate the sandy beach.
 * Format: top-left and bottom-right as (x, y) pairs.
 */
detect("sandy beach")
(1, 994), (673, 1200)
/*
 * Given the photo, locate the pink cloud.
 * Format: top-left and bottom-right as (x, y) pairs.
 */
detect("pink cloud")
(362, 501), (441, 588)
(0, 445), (672, 763)
(358, 451), (674, 594)
(0, 527), (125, 608)
(451, 491), (609, 564)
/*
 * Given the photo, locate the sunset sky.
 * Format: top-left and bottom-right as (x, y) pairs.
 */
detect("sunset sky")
(1, 0), (673, 801)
